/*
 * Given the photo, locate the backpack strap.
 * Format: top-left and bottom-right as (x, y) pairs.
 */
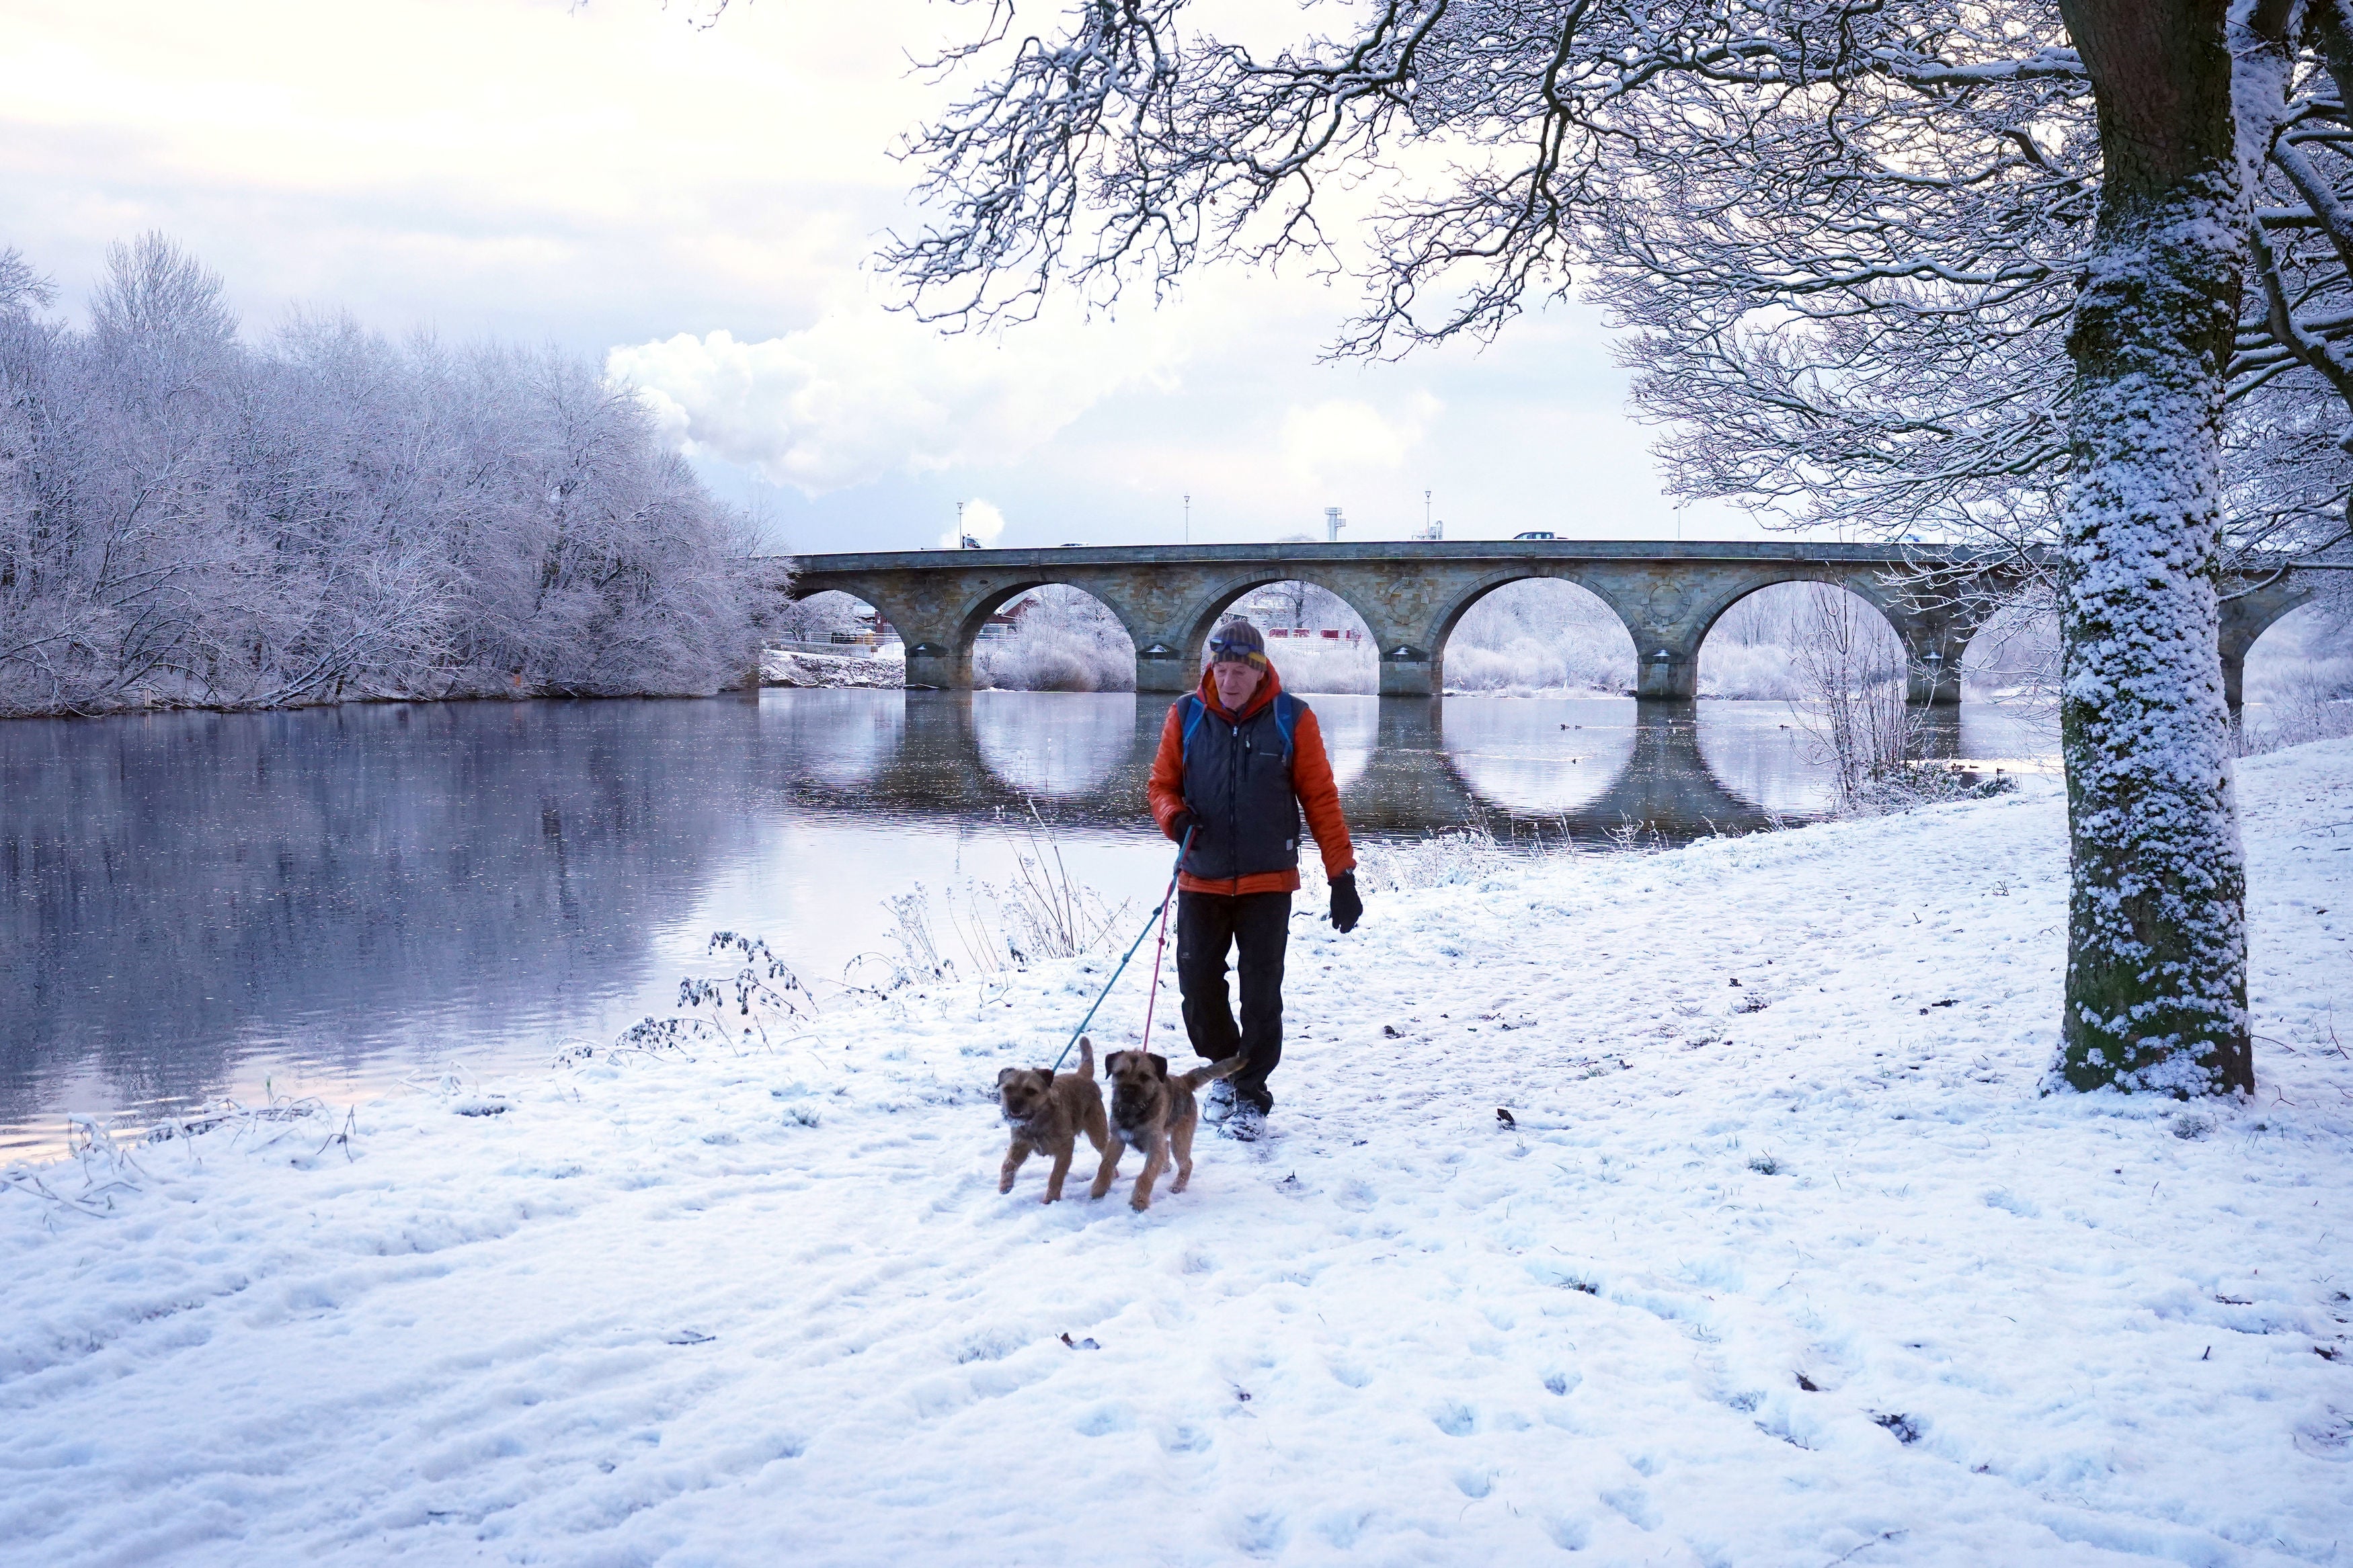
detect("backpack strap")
(1272, 692), (1300, 761)
(1181, 691), (1298, 761)
(1179, 694), (1209, 762)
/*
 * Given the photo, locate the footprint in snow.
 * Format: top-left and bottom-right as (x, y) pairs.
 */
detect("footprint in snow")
(1158, 1422), (1211, 1455)
(1228, 1510), (1290, 1558)
(1600, 1483), (1661, 1531)
(1432, 1400), (1477, 1437)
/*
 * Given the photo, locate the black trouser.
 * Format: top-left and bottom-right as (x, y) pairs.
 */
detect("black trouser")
(1175, 890), (1291, 1110)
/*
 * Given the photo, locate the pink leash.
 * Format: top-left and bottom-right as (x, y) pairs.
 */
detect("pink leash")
(1138, 871), (1179, 1054)
(1138, 823), (1193, 1053)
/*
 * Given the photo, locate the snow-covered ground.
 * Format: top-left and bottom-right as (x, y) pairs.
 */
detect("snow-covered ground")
(760, 648), (905, 689)
(5, 745), (2350, 1567)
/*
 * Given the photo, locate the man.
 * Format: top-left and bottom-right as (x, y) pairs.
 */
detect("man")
(1146, 618), (1363, 1142)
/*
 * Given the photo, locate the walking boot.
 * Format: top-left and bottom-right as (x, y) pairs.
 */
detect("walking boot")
(1201, 1075), (1237, 1123)
(1222, 1100), (1267, 1142)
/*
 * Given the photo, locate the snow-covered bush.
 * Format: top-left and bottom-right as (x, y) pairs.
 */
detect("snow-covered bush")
(0, 235), (774, 717)
(1265, 632), (1376, 695)
(1698, 584), (1909, 701)
(1300, 821), (1527, 895)
(974, 585), (1134, 692)
(1443, 579), (1633, 695)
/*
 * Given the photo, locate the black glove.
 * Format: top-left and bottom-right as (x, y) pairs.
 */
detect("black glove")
(1168, 808), (1199, 843)
(1328, 870), (1363, 934)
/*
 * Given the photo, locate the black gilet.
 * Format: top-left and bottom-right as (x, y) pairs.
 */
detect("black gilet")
(1175, 691), (1304, 884)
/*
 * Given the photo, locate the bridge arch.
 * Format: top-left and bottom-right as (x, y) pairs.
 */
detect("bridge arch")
(968, 584), (1138, 692)
(1691, 578), (1910, 700)
(1160, 571), (1384, 693)
(1665, 567), (1978, 704)
(1421, 562), (1930, 701)
(1426, 572), (1639, 694)
(791, 573), (1154, 690)
(2219, 577), (2319, 708)
(785, 579), (926, 668)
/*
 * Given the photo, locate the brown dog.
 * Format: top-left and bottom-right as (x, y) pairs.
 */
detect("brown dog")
(1090, 1050), (1247, 1212)
(996, 1036), (1109, 1202)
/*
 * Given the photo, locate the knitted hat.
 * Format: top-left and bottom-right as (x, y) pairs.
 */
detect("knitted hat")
(1207, 618), (1269, 669)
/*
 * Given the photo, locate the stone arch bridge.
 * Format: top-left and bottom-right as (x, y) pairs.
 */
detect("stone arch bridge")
(781, 541), (2314, 704)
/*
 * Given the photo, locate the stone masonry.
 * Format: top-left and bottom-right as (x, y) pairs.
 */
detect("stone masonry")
(781, 540), (2311, 705)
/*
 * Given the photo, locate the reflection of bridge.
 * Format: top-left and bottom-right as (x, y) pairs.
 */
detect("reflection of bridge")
(783, 541), (2317, 706)
(788, 692), (1845, 842)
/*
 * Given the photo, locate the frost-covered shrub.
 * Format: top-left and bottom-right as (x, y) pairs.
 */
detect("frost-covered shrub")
(1300, 821), (1521, 894)
(1266, 634), (1377, 694)
(1693, 641), (1812, 700)
(1443, 579), (1633, 695)
(0, 235), (774, 717)
(973, 585), (1135, 691)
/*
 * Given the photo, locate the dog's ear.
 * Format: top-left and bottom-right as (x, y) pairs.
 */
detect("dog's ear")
(1104, 1050), (1126, 1074)
(997, 1067), (1019, 1087)
(1147, 1054), (1168, 1080)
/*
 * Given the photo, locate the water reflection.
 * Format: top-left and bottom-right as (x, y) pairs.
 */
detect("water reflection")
(971, 692), (1136, 800)
(1, 701), (756, 1155)
(842, 691), (1880, 839)
(3, 689), (2055, 1156)
(1441, 700), (1638, 816)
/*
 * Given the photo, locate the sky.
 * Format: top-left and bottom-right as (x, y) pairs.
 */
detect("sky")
(3, 0), (1761, 556)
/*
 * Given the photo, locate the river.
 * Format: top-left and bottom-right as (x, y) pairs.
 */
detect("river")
(0, 689), (2055, 1158)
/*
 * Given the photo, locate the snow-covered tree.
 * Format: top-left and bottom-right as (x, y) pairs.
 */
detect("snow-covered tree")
(874, 0), (2293, 1095)
(0, 235), (779, 717)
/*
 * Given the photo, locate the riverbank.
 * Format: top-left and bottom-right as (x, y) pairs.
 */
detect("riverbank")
(4, 743), (2348, 1565)
(760, 647), (905, 688)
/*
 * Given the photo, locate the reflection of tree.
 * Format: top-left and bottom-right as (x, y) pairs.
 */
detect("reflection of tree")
(0, 700), (756, 1126)
(971, 691), (1137, 797)
(766, 688), (906, 787)
(1439, 697), (1636, 815)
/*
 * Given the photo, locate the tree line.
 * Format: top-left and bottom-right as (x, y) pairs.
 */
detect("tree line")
(0, 235), (777, 718)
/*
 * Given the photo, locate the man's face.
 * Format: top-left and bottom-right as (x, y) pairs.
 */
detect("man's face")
(1211, 658), (1264, 710)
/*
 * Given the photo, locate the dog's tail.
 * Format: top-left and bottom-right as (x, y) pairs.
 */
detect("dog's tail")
(1071, 1035), (1095, 1079)
(1177, 1054), (1246, 1090)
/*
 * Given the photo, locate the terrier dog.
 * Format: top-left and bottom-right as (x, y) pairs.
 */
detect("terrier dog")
(1090, 1050), (1246, 1212)
(996, 1036), (1109, 1203)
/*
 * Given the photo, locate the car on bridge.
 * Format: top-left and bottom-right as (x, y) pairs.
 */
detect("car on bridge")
(1513, 530), (1557, 540)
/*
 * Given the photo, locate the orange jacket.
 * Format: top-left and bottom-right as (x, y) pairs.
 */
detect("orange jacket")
(1147, 661), (1356, 896)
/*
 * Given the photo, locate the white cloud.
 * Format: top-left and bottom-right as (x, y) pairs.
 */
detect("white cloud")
(1279, 392), (1445, 487)
(7, 1), (1767, 549)
(944, 499), (1006, 549)
(608, 304), (1191, 495)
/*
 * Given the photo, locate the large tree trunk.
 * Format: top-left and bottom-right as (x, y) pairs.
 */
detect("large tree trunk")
(2050, 0), (2254, 1095)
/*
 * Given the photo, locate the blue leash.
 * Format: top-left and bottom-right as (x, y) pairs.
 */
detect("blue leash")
(1050, 827), (1192, 1073)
